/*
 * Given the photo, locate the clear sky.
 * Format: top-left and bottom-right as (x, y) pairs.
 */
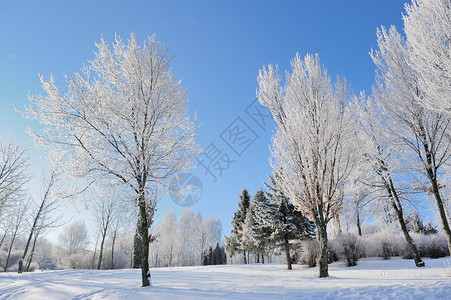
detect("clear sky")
(0, 0), (408, 242)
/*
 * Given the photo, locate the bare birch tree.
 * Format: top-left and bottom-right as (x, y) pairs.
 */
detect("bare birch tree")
(20, 33), (199, 286)
(257, 54), (355, 277)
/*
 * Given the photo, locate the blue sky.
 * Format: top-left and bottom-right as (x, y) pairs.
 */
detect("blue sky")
(0, 1), (408, 241)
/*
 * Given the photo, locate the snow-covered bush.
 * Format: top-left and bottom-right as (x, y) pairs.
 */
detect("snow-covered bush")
(331, 233), (362, 267)
(426, 234), (449, 258)
(298, 240), (319, 268)
(59, 252), (93, 269)
(0, 250), (22, 271)
(27, 262), (39, 272)
(361, 231), (405, 259)
(401, 233), (449, 259)
(33, 239), (57, 270)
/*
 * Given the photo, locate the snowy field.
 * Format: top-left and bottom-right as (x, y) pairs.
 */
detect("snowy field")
(1, 257), (450, 299)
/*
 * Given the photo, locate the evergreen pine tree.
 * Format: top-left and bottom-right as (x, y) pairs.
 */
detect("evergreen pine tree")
(226, 188), (251, 263)
(407, 212), (426, 234)
(242, 205), (258, 259)
(204, 246), (213, 265)
(247, 189), (274, 262)
(264, 176), (316, 270)
(424, 220), (438, 235)
(221, 245), (227, 265)
(213, 243), (222, 265)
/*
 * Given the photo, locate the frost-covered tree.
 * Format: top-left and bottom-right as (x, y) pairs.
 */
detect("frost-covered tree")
(58, 221), (89, 256)
(21, 34), (199, 286)
(149, 210), (222, 267)
(244, 189), (274, 263)
(263, 176), (315, 270)
(406, 212), (426, 235)
(257, 54), (355, 277)
(371, 25), (451, 258)
(90, 187), (122, 270)
(403, 0), (451, 114)
(353, 93), (425, 267)
(19, 171), (62, 273)
(156, 212), (178, 267)
(200, 216), (222, 265)
(177, 210), (202, 266)
(2, 198), (28, 271)
(0, 141), (30, 217)
(344, 163), (373, 236)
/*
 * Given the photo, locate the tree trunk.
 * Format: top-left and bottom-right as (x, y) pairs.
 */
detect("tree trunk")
(19, 230), (34, 273)
(317, 222), (329, 278)
(137, 196), (150, 287)
(397, 210), (424, 267)
(26, 232), (40, 272)
(417, 121), (451, 256)
(25, 240), (37, 271)
(355, 200), (362, 237)
(97, 226), (108, 270)
(284, 235), (292, 270)
(243, 250), (247, 264)
(426, 167), (451, 256)
(4, 236), (17, 272)
(0, 228), (8, 249)
(385, 176), (424, 267)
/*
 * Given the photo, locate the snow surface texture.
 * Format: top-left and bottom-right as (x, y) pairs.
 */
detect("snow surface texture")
(0, 257), (450, 299)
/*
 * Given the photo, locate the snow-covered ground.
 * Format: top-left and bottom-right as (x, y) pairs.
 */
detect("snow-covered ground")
(0, 257), (450, 299)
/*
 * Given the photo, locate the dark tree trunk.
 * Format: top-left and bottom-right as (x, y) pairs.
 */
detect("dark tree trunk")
(385, 176), (424, 267)
(426, 166), (451, 256)
(355, 201), (362, 237)
(19, 203), (45, 273)
(0, 228), (8, 249)
(19, 231), (34, 273)
(4, 235), (17, 272)
(243, 250), (247, 264)
(137, 196), (150, 287)
(26, 232), (40, 272)
(97, 225), (109, 270)
(284, 235), (292, 270)
(317, 222), (329, 278)
(417, 120), (451, 256)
